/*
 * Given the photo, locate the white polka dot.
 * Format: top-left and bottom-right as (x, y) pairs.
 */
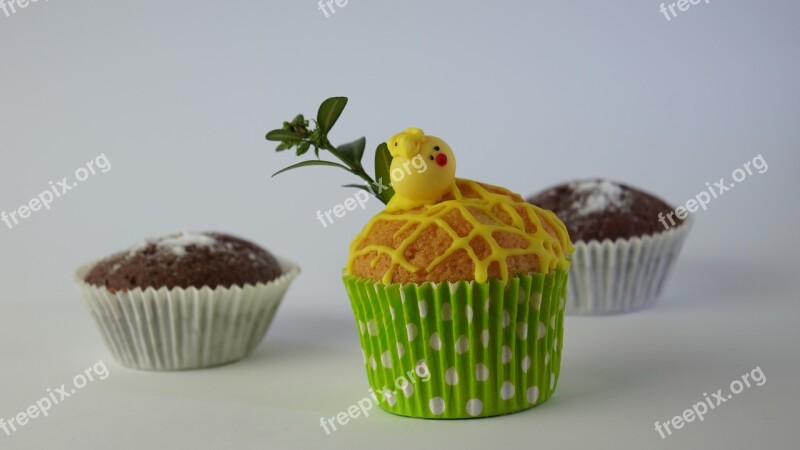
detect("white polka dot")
(369, 356), (377, 370)
(455, 336), (469, 354)
(395, 377), (408, 390)
(531, 293), (542, 310)
(550, 315), (556, 329)
(559, 296), (566, 311)
(554, 338), (558, 350)
(466, 305), (473, 323)
(358, 320), (366, 334)
(361, 349), (367, 364)
(517, 322), (528, 339)
(402, 382), (414, 398)
(538, 322), (546, 339)
(445, 367), (459, 385)
(527, 386), (540, 404)
(519, 289), (527, 303)
(485, 297), (491, 312)
(481, 330), (490, 347)
(384, 389), (397, 407)
(389, 306), (395, 320)
(418, 300), (428, 318)
(367, 319), (379, 336)
(416, 360), (429, 379)
(441, 303), (451, 320)
(521, 355), (531, 372)
(476, 363), (489, 381)
(429, 397), (445, 415)
(406, 323), (417, 341)
(381, 351), (393, 368)
(466, 399), (483, 416)
(449, 284), (458, 296)
(544, 352), (550, 365)
(500, 381), (515, 400)
(502, 310), (511, 328)
(429, 332), (442, 351)
(397, 342), (405, 358)
(550, 373), (556, 390)
(501, 346), (512, 364)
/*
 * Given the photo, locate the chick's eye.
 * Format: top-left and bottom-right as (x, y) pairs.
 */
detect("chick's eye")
(429, 155), (434, 161)
(434, 146), (440, 151)
(394, 142), (398, 146)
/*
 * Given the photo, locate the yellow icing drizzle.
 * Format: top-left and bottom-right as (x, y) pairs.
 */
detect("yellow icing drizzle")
(348, 178), (574, 284)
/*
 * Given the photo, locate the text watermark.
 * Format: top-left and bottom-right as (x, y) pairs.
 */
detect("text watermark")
(318, 0), (349, 18)
(658, 153), (767, 230)
(1, 153), (111, 231)
(1, 360), (110, 437)
(660, 0), (711, 22)
(654, 366), (766, 439)
(319, 359), (431, 434)
(315, 153), (429, 228)
(0, 0), (51, 19)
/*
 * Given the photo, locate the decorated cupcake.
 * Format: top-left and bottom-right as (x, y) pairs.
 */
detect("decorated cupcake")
(267, 98), (573, 418)
(74, 232), (299, 371)
(528, 179), (691, 315)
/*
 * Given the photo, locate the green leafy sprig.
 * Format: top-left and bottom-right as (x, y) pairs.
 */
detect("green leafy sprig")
(266, 97), (394, 204)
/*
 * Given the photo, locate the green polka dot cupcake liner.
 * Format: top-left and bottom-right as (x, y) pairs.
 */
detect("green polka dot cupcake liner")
(343, 269), (568, 419)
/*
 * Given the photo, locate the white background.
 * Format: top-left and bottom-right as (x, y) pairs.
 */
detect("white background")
(0, 1), (798, 449)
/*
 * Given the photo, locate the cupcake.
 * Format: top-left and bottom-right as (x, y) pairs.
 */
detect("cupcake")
(267, 99), (572, 418)
(528, 179), (691, 315)
(74, 232), (299, 371)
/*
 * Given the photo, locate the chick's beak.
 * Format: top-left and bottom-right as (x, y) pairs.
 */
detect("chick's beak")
(435, 153), (448, 167)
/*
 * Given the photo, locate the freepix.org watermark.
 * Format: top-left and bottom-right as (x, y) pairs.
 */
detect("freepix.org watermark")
(317, 0), (349, 18)
(315, 152), (429, 228)
(1, 153), (111, 231)
(659, 0), (711, 22)
(0, 0), (50, 19)
(654, 366), (766, 439)
(658, 154), (767, 230)
(1, 360), (110, 438)
(319, 360), (431, 435)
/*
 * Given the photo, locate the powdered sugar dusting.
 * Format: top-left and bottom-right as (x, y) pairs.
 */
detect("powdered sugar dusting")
(127, 240), (149, 258)
(157, 231), (216, 256)
(570, 180), (629, 215)
(126, 231), (217, 258)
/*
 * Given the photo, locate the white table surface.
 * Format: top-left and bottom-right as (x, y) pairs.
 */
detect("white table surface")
(1, 254), (797, 450)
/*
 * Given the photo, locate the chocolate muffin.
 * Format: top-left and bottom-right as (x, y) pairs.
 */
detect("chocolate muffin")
(75, 231), (299, 370)
(527, 179), (691, 315)
(85, 231), (282, 292)
(527, 179), (682, 242)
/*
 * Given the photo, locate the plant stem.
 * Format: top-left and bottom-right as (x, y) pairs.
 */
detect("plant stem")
(323, 141), (377, 187)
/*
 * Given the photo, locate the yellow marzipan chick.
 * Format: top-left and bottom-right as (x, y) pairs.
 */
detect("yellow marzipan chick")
(386, 128), (456, 212)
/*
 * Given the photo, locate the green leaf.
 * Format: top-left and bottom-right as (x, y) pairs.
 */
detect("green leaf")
(272, 160), (352, 177)
(275, 142), (291, 151)
(266, 129), (298, 142)
(342, 184), (373, 194)
(295, 141), (311, 156)
(337, 137), (366, 166)
(374, 142), (394, 204)
(316, 97), (348, 133)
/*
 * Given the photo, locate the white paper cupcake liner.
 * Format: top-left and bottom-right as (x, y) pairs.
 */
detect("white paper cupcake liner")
(73, 257), (300, 371)
(566, 218), (692, 315)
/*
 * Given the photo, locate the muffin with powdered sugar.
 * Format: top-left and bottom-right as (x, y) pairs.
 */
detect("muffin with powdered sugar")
(85, 232), (283, 292)
(528, 179), (691, 315)
(74, 231), (299, 370)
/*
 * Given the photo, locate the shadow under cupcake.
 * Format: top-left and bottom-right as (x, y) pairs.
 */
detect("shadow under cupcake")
(528, 179), (691, 315)
(74, 232), (300, 371)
